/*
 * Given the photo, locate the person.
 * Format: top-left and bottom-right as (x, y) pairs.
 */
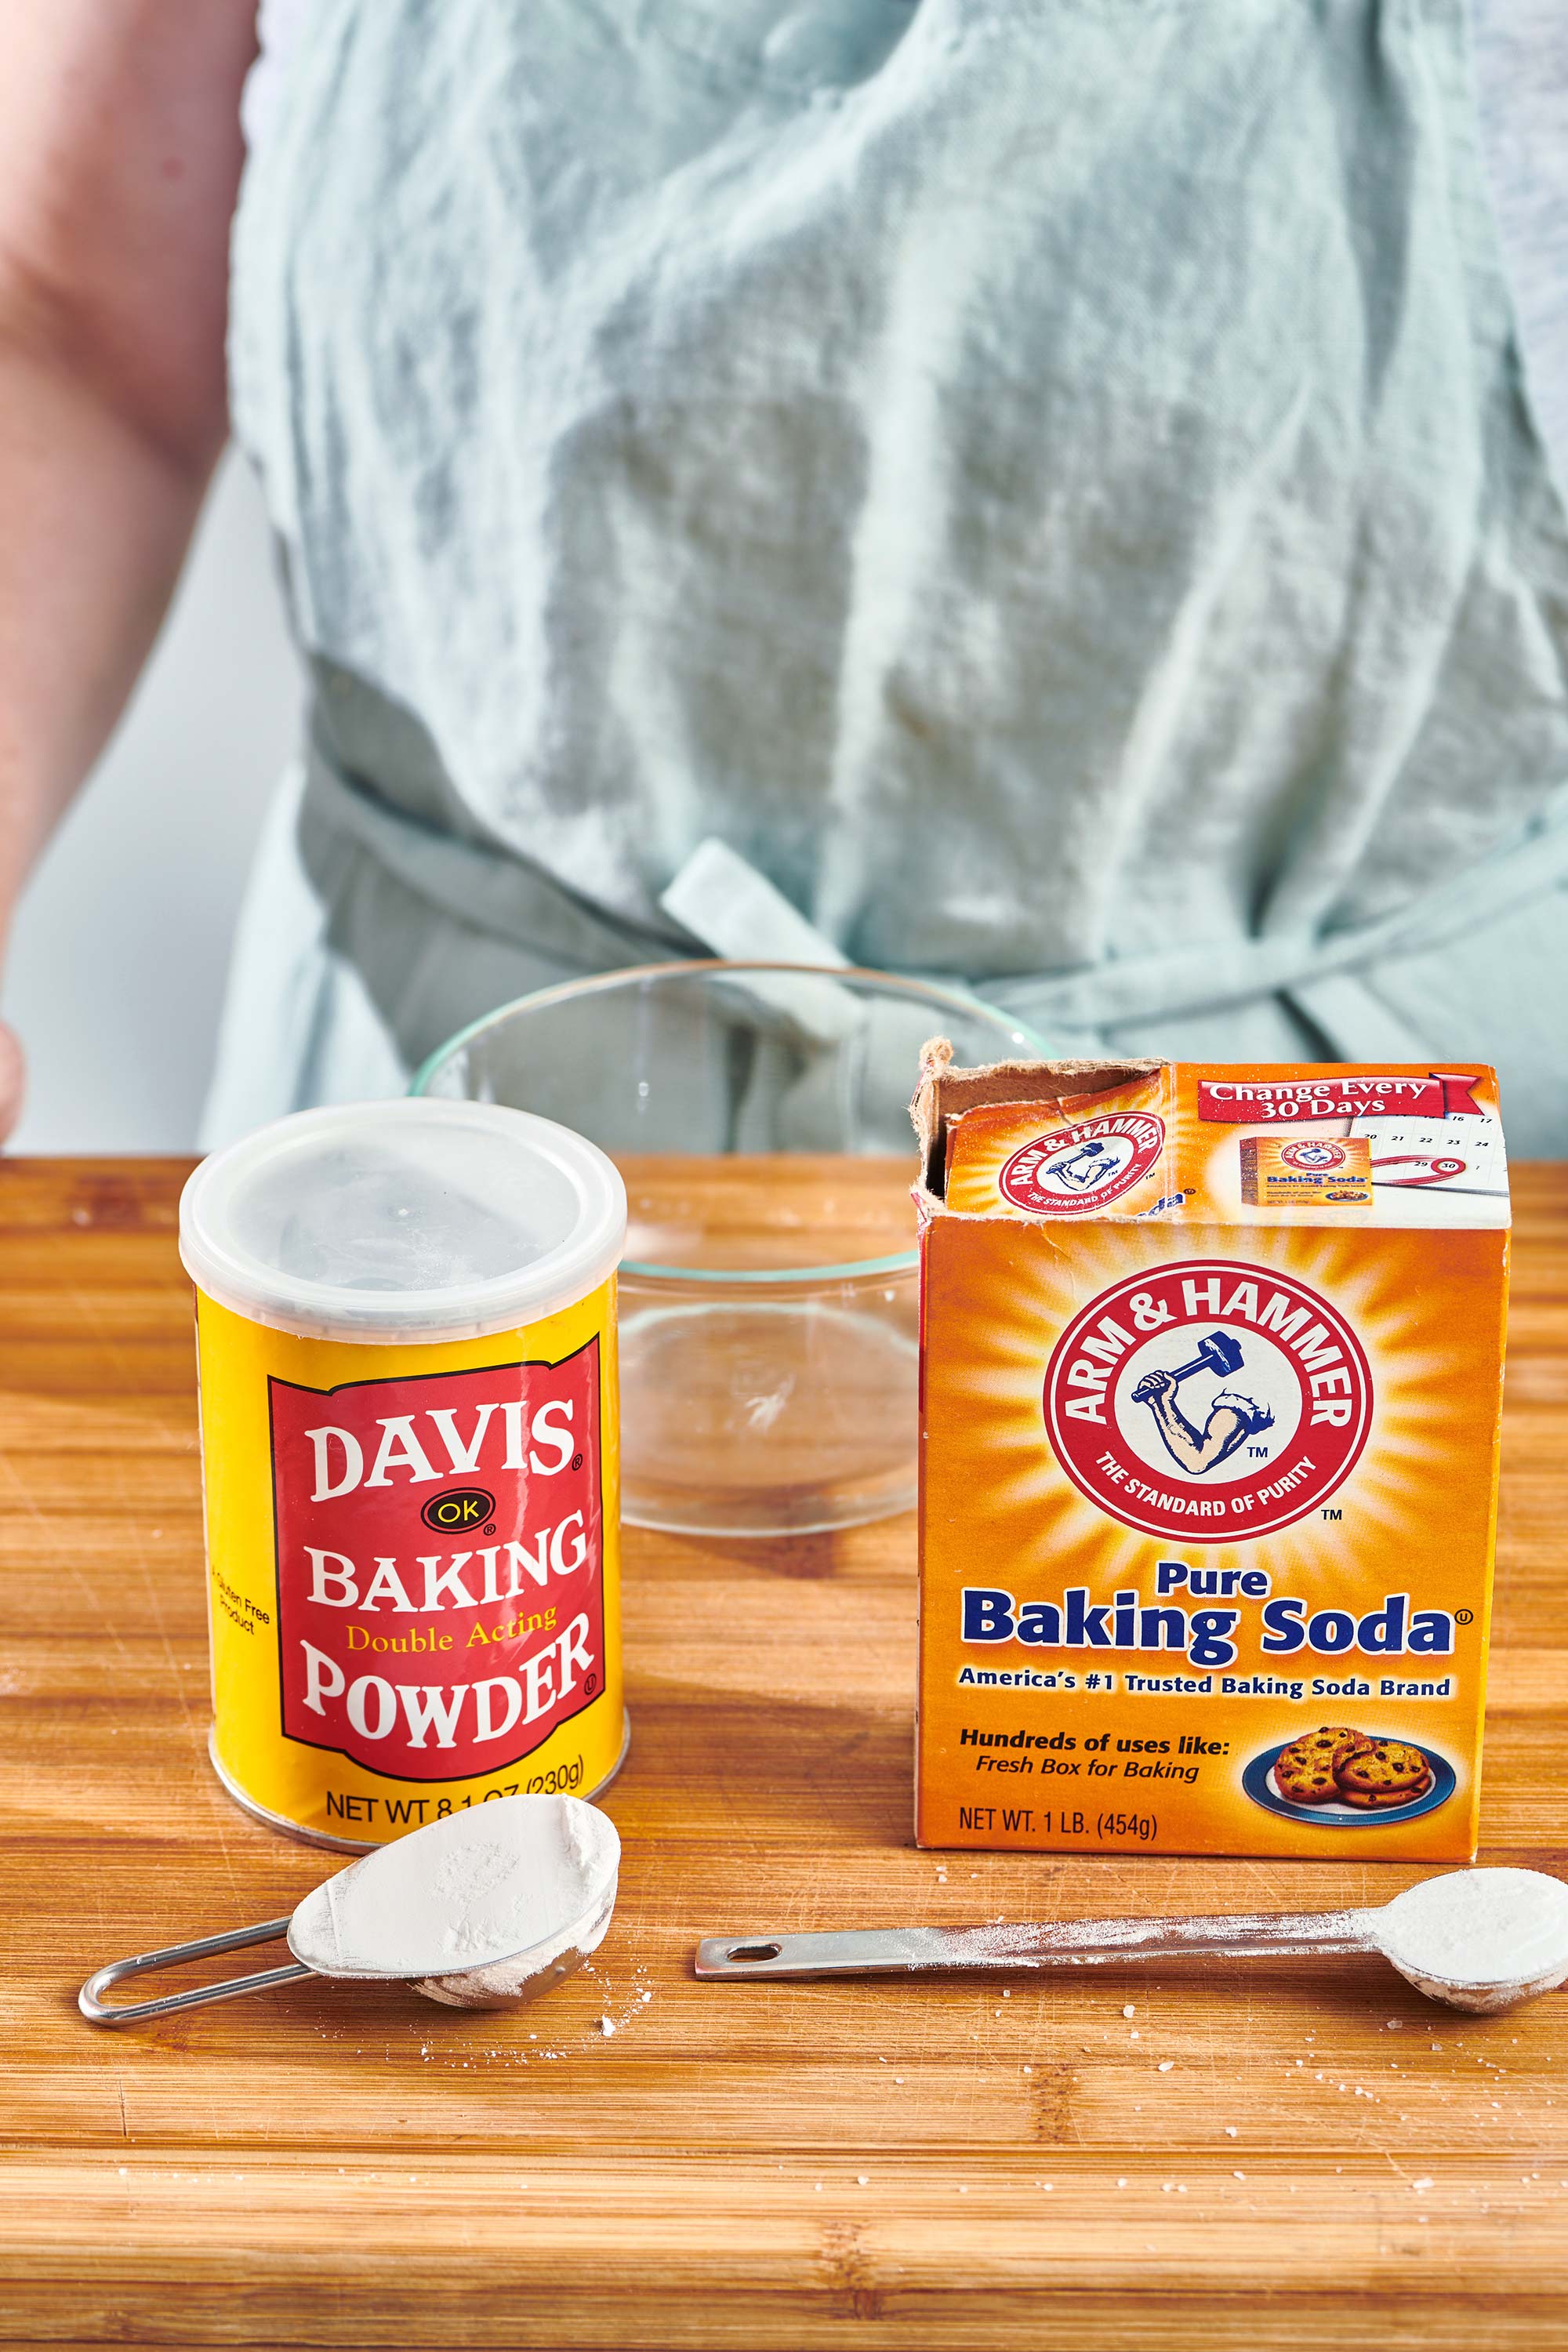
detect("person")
(2, 1), (1566, 1152)
(1132, 1367), (1273, 1480)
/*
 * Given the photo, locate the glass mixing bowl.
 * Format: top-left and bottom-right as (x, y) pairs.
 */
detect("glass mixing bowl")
(412, 962), (1044, 1536)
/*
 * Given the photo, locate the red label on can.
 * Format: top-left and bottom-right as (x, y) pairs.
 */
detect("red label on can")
(270, 1341), (604, 1780)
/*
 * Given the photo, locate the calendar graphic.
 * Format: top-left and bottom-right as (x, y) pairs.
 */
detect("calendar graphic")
(1348, 1079), (1508, 1197)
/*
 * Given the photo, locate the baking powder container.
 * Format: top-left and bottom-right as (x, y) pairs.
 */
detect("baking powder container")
(180, 1100), (627, 1849)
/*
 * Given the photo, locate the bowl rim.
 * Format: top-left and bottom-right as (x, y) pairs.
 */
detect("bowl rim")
(408, 958), (1047, 1285)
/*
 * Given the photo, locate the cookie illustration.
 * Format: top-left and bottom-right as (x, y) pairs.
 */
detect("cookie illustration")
(1253, 1726), (1445, 1821)
(1287, 1725), (1374, 1771)
(1273, 1748), (1346, 1806)
(1334, 1739), (1430, 1803)
(1341, 1767), (1435, 1811)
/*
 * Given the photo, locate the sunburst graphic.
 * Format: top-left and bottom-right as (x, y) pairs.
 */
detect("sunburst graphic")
(923, 1218), (1504, 1601)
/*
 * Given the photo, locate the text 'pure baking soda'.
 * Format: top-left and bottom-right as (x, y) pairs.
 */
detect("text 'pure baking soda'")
(915, 1054), (1509, 1859)
(180, 1101), (626, 1849)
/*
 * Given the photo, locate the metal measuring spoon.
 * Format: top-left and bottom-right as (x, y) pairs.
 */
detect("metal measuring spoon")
(696, 1867), (1568, 2014)
(81, 1795), (619, 2027)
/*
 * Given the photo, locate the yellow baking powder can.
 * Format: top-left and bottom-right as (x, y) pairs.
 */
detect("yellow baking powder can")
(180, 1099), (627, 1849)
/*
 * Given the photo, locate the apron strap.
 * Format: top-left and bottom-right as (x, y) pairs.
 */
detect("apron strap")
(303, 721), (1568, 1051)
(981, 787), (1568, 1038)
(301, 731), (696, 978)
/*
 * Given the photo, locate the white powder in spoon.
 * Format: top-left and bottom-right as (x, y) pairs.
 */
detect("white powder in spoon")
(1376, 1868), (1568, 2007)
(288, 1795), (619, 2002)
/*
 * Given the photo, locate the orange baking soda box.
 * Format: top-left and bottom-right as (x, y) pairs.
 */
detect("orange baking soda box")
(915, 1052), (1510, 1859)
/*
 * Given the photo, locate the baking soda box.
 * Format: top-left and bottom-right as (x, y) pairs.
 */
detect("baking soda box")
(914, 1052), (1510, 1859)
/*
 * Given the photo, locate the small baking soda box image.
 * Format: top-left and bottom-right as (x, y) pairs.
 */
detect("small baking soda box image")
(914, 1053), (1510, 1859)
(1239, 1134), (1372, 1207)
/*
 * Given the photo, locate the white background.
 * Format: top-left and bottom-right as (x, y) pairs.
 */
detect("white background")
(4, 452), (302, 1151)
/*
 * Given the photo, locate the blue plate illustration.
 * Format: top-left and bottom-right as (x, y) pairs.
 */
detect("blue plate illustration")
(1243, 1736), (1456, 1828)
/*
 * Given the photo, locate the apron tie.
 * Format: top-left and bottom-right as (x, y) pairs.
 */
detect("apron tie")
(303, 731), (1568, 1055)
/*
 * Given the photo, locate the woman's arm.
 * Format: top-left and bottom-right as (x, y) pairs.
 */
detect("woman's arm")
(0, 0), (259, 1135)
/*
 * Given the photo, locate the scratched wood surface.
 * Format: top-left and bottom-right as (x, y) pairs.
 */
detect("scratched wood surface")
(2, 1157), (1568, 2351)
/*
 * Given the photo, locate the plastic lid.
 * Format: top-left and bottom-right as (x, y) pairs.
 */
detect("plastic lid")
(179, 1100), (626, 1344)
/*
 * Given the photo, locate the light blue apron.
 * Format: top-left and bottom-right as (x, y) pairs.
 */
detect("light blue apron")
(212, 0), (1568, 1149)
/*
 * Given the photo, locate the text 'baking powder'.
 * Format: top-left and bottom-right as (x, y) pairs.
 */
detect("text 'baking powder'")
(181, 1100), (627, 1849)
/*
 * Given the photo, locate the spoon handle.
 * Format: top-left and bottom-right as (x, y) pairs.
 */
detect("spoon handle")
(80, 1916), (311, 2027)
(695, 1907), (1377, 1980)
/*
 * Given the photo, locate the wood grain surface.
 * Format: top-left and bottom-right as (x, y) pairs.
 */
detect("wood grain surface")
(3, 1157), (1568, 2350)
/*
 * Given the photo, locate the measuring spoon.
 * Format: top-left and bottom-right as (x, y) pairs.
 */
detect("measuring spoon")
(81, 1795), (619, 2027)
(696, 1867), (1568, 2014)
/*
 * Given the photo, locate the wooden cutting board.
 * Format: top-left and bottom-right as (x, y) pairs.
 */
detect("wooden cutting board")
(3, 1157), (1568, 2350)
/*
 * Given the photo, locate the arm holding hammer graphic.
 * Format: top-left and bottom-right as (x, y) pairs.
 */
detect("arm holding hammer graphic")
(1132, 1369), (1265, 1475)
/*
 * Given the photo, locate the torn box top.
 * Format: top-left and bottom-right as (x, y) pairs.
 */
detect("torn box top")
(913, 1051), (1508, 1231)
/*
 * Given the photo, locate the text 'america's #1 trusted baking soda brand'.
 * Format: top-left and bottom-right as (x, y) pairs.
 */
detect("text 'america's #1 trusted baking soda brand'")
(916, 1053), (1509, 1860)
(180, 1098), (627, 1849)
